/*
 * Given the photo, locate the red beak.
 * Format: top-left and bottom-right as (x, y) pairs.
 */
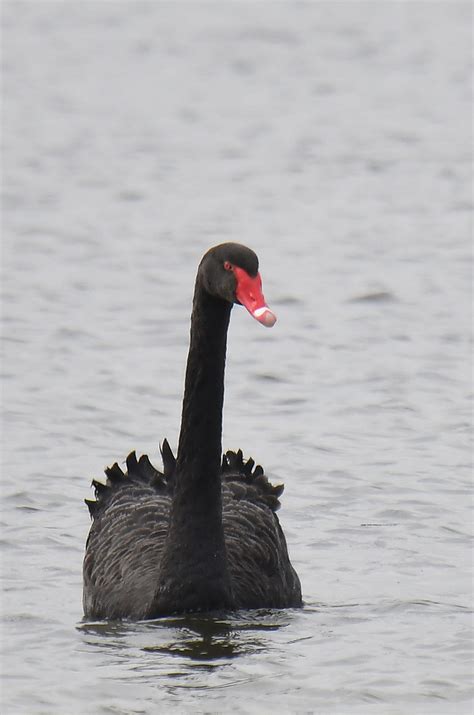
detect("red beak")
(234, 266), (277, 328)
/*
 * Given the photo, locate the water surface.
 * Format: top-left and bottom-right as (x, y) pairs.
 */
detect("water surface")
(1, 2), (472, 713)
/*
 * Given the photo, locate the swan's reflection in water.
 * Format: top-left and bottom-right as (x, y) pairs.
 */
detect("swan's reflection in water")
(78, 609), (296, 678)
(143, 610), (288, 662)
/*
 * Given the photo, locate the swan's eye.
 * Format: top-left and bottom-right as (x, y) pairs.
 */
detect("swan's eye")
(223, 261), (233, 271)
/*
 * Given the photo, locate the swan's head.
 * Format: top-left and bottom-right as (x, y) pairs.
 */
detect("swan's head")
(199, 243), (277, 327)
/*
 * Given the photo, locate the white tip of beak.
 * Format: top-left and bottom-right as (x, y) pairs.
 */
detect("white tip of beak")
(253, 306), (277, 327)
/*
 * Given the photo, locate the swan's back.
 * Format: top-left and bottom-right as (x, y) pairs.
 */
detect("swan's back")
(83, 452), (173, 619)
(221, 450), (301, 609)
(83, 444), (301, 619)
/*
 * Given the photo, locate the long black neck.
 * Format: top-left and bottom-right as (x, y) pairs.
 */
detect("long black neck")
(152, 280), (234, 614)
(176, 280), (232, 492)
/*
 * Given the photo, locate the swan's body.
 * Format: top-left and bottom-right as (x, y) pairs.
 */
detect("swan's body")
(83, 243), (301, 619)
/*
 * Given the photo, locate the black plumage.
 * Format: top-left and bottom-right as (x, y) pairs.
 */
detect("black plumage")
(83, 243), (302, 619)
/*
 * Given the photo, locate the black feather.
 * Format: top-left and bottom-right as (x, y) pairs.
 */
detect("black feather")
(85, 498), (98, 517)
(105, 463), (125, 483)
(126, 451), (139, 476)
(160, 439), (176, 481)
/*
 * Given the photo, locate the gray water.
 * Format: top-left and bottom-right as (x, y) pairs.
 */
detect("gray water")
(1, 2), (472, 714)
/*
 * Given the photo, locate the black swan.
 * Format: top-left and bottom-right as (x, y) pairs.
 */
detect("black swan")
(83, 243), (302, 619)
